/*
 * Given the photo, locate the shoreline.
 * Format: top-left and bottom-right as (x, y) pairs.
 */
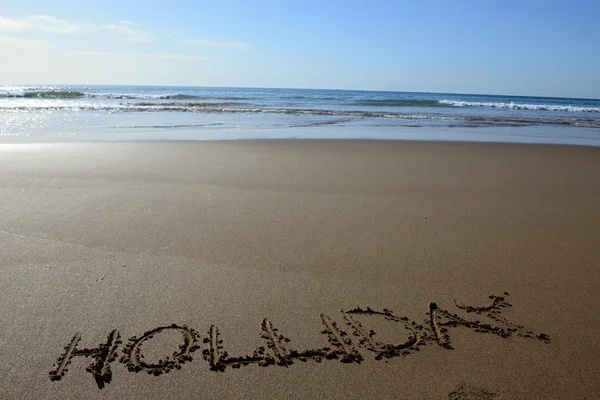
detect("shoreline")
(2, 135), (600, 148)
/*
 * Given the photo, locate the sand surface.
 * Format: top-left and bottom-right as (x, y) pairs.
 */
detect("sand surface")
(1, 140), (599, 399)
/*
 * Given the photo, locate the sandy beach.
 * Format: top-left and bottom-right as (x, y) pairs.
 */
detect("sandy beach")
(1, 140), (599, 399)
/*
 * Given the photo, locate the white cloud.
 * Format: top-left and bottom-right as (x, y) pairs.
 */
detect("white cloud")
(0, 16), (29, 31)
(0, 15), (78, 34)
(106, 24), (134, 34)
(27, 16), (78, 34)
(1, 16), (253, 52)
(0, 34), (48, 47)
(104, 21), (149, 42)
(68, 50), (213, 61)
(187, 38), (253, 50)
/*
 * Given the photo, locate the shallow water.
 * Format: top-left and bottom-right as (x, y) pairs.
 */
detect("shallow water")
(1, 85), (599, 145)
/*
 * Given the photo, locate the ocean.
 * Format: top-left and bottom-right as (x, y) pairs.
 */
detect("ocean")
(1, 85), (600, 146)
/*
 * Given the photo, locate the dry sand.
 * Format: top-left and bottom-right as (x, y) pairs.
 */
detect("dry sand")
(1, 140), (599, 399)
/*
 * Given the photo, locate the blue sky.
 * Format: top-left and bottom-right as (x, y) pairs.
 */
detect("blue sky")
(1, 0), (599, 98)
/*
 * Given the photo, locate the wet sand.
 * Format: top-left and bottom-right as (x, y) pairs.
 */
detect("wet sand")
(1, 140), (599, 399)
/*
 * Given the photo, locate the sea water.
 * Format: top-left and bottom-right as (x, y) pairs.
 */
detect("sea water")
(1, 85), (599, 146)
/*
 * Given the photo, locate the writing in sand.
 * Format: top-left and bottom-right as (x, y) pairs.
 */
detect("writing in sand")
(49, 293), (550, 389)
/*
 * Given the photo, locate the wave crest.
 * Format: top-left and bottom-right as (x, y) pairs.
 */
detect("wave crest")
(439, 100), (600, 113)
(0, 90), (87, 99)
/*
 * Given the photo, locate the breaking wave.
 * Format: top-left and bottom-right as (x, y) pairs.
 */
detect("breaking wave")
(0, 90), (87, 99)
(439, 100), (600, 113)
(0, 92), (250, 101)
(94, 93), (254, 100)
(97, 93), (202, 100)
(2, 102), (598, 127)
(134, 102), (236, 107)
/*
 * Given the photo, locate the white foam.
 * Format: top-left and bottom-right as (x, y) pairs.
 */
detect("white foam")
(438, 100), (600, 113)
